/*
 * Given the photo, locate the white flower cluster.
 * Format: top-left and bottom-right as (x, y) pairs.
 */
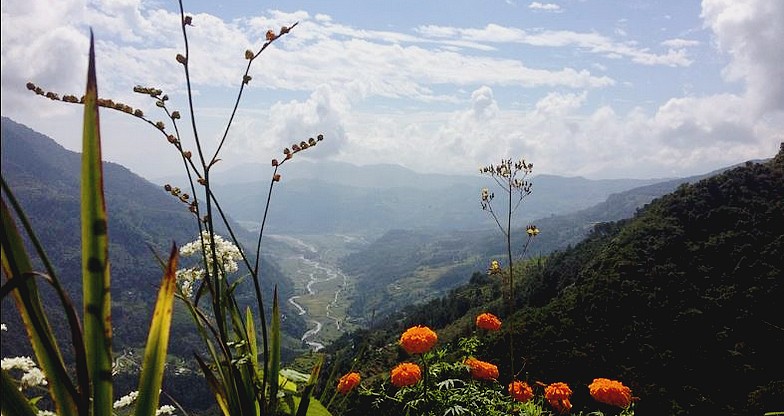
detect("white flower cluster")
(113, 390), (139, 409)
(1, 356), (48, 389)
(156, 405), (176, 415)
(176, 231), (242, 297)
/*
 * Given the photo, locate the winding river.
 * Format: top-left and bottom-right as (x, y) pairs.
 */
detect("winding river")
(270, 235), (351, 351)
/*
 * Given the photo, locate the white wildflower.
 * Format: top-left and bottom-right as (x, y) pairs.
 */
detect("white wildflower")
(156, 404), (177, 415)
(38, 410), (57, 416)
(113, 390), (139, 409)
(1, 322), (7, 331)
(2, 356), (48, 388)
(176, 232), (242, 295)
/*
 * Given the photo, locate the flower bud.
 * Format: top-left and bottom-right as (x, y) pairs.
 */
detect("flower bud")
(134, 109), (144, 117)
(280, 26), (289, 35)
(164, 184), (172, 192)
(183, 15), (193, 26)
(245, 49), (254, 60)
(273, 174), (281, 182)
(183, 151), (192, 159)
(167, 135), (177, 144)
(266, 30), (276, 41)
(176, 54), (187, 64)
(243, 75), (252, 84)
(171, 111), (181, 119)
(271, 159), (279, 166)
(155, 121), (166, 130)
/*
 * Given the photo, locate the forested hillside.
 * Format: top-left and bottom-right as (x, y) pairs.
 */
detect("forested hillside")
(1, 117), (309, 410)
(323, 145), (784, 415)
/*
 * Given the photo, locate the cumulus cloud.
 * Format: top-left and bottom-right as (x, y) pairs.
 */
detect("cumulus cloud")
(702, 0), (784, 115)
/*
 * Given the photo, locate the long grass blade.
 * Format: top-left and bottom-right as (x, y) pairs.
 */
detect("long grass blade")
(295, 354), (325, 416)
(269, 285), (281, 413)
(81, 30), (113, 415)
(133, 243), (179, 416)
(1, 197), (80, 416)
(0, 369), (38, 416)
(195, 354), (230, 416)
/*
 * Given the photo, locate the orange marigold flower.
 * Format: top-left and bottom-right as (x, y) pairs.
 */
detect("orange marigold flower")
(390, 362), (421, 388)
(465, 357), (499, 380)
(589, 378), (632, 408)
(476, 312), (502, 331)
(508, 380), (534, 403)
(336, 372), (361, 395)
(399, 325), (438, 355)
(545, 382), (573, 414)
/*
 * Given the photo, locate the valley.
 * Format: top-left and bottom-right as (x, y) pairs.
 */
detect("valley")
(265, 233), (369, 350)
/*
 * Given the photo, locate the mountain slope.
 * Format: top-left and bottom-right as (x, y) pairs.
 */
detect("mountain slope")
(0, 116), (305, 359)
(325, 144), (784, 415)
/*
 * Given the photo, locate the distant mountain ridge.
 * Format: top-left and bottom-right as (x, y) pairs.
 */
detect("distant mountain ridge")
(204, 160), (666, 235)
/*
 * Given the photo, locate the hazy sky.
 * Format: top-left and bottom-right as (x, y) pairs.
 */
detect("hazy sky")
(2, 0), (782, 181)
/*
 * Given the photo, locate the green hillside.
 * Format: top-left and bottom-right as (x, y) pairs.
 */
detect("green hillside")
(322, 145), (784, 415)
(1, 117), (309, 411)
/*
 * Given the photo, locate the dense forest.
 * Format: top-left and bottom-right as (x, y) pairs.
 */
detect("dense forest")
(322, 145), (784, 415)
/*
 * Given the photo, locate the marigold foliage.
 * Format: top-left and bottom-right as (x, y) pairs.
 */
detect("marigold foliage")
(390, 362), (421, 388)
(475, 312), (502, 331)
(336, 372), (361, 395)
(399, 325), (438, 355)
(589, 378), (632, 408)
(508, 380), (534, 403)
(544, 382), (573, 414)
(464, 357), (499, 381)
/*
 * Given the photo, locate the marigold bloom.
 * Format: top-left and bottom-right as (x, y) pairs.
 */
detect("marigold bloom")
(476, 312), (502, 331)
(544, 382), (573, 414)
(508, 380), (534, 403)
(390, 362), (421, 388)
(464, 357), (499, 380)
(336, 372), (361, 395)
(399, 325), (438, 355)
(589, 378), (632, 408)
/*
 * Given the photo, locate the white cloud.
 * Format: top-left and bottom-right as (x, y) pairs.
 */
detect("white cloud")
(416, 24), (693, 67)
(702, 0), (784, 115)
(661, 38), (700, 48)
(528, 2), (562, 12)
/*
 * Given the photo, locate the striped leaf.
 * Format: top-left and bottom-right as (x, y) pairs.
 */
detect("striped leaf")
(80, 30), (113, 415)
(133, 244), (179, 416)
(1, 192), (80, 416)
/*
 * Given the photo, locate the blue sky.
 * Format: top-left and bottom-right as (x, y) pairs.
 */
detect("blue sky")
(2, 0), (782, 181)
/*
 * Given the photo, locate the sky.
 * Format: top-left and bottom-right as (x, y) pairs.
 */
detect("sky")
(2, 0), (783, 181)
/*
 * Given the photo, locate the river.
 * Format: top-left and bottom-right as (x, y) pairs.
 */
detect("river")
(269, 235), (353, 352)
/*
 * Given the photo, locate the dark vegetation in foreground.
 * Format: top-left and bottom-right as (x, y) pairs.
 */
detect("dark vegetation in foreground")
(322, 145), (784, 415)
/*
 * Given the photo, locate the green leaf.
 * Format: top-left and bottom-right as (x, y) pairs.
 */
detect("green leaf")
(80, 30), (113, 416)
(195, 354), (230, 416)
(133, 244), (179, 416)
(295, 354), (325, 416)
(1, 192), (80, 416)
(1, 369), (39, 416)
(269, 285), (282, 413)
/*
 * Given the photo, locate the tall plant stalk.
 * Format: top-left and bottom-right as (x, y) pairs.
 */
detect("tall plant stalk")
(480, 158), (535, 375)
